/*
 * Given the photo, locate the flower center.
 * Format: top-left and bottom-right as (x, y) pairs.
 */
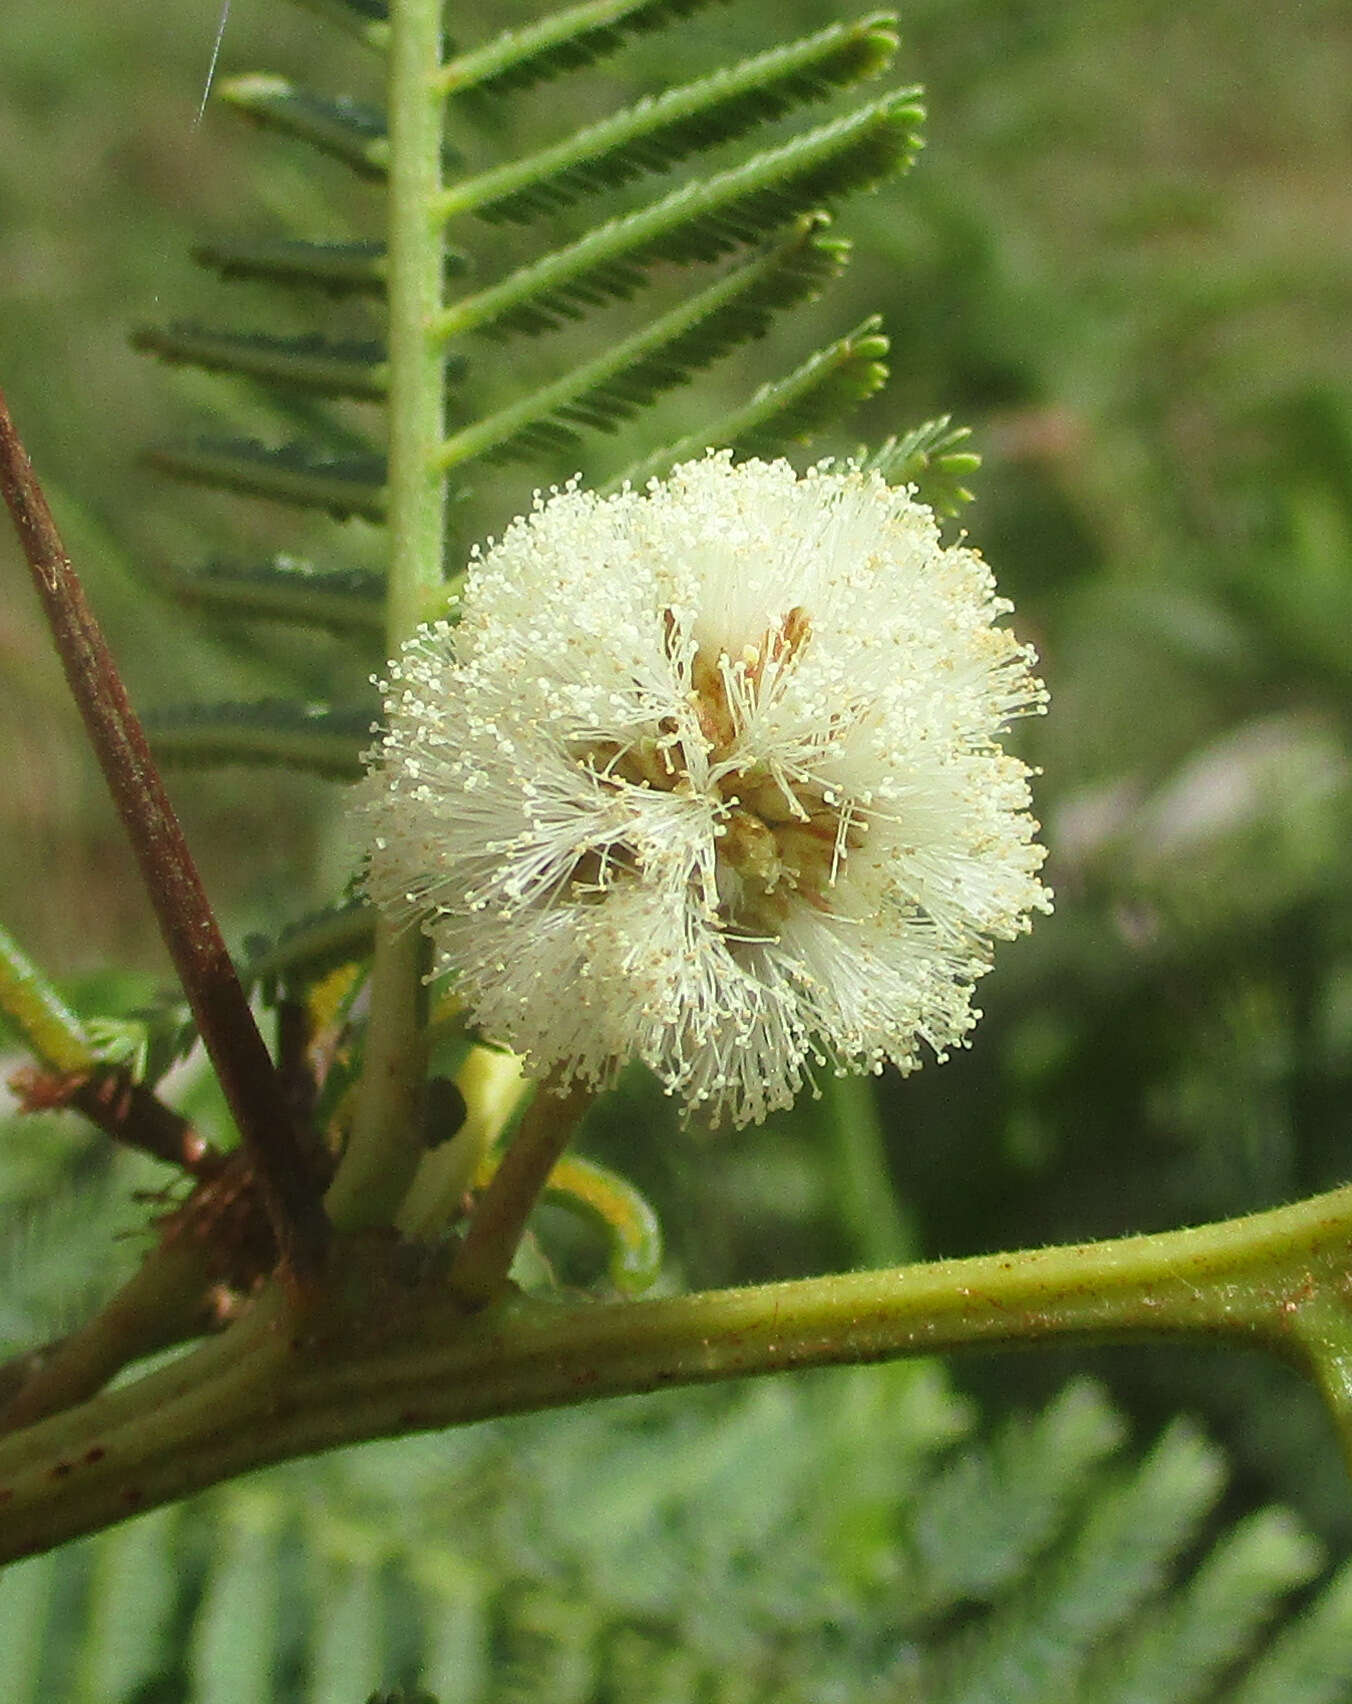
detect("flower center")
(573, 606), (865, 935)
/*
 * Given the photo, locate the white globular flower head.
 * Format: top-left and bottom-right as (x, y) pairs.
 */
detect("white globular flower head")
(358, 453), (1052, 1127)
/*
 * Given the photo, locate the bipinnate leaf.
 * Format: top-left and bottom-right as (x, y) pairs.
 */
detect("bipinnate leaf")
(439, 16), (901, 225)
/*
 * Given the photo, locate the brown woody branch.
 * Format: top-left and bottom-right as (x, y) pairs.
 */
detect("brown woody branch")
(0, 384), (329, 1283)
(8, 1064), (224, 1179)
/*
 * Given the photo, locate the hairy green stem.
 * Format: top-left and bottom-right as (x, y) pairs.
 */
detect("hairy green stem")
(7, 1177), (1352, 1560)
(328, 0), (447, 1227)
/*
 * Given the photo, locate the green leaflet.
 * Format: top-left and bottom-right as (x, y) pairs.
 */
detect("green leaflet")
(192, 238), (396, 297)
(435, 218), (850, 468)
(432, 94), (923, 339)
(166, 559), (386, 636)
(436, 16), (900, 225)
(608, 315), (890, 489)
(133, 326), (391, 402)
(217, 77), (389, 179)
(144, 702), (373, 779)
(145, 441), (387, 521)
(436, 0), (732, 97)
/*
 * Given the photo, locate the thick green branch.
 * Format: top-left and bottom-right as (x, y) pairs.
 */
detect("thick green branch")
(6, 1178), (1352, 1561)
(0, 1240), (217, 1433)
(327, 0), (448, 1227)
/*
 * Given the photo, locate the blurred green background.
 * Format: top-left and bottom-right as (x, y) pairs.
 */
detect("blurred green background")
(2, 0), (1352, 1691)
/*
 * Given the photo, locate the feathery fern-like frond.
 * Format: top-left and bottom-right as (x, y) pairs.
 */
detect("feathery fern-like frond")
(436, 217), (849, 468)
(146, 440), (386, 521)
(437, 16), (900, 225)
(217, 77), (396, 178)
(133, 326), (392, 402)
(928, 1417), (1227, 1704)
(899, 1378), (1126, 1621)
(610, 315), (889, 487)
(436, 0), (731, 98)
(432, 94), (923, 339)
(166, 559), (386, 636)
(145, 701), (372, 779)
(1084, 1507), (1322, 1704)
(2, 1374), (1349, 1704)
(1228, 1560), (1352, 1704)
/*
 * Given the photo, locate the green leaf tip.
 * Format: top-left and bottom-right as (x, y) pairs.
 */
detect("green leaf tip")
(861, 415), (981, 515)
(612, 314), (889, 488)
(0, 920), (96, 1073)
(217, 75), (394, 178)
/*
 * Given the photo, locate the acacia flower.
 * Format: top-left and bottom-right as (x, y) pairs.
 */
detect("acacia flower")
(359, 453), (1051, 1127)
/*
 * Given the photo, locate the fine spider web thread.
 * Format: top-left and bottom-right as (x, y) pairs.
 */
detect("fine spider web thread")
(194, 0), (232, 130)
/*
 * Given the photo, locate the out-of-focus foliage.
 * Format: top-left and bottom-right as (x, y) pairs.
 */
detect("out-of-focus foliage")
(7, 1367), (1352, 1704)
(2, 0), (1352, 1692)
